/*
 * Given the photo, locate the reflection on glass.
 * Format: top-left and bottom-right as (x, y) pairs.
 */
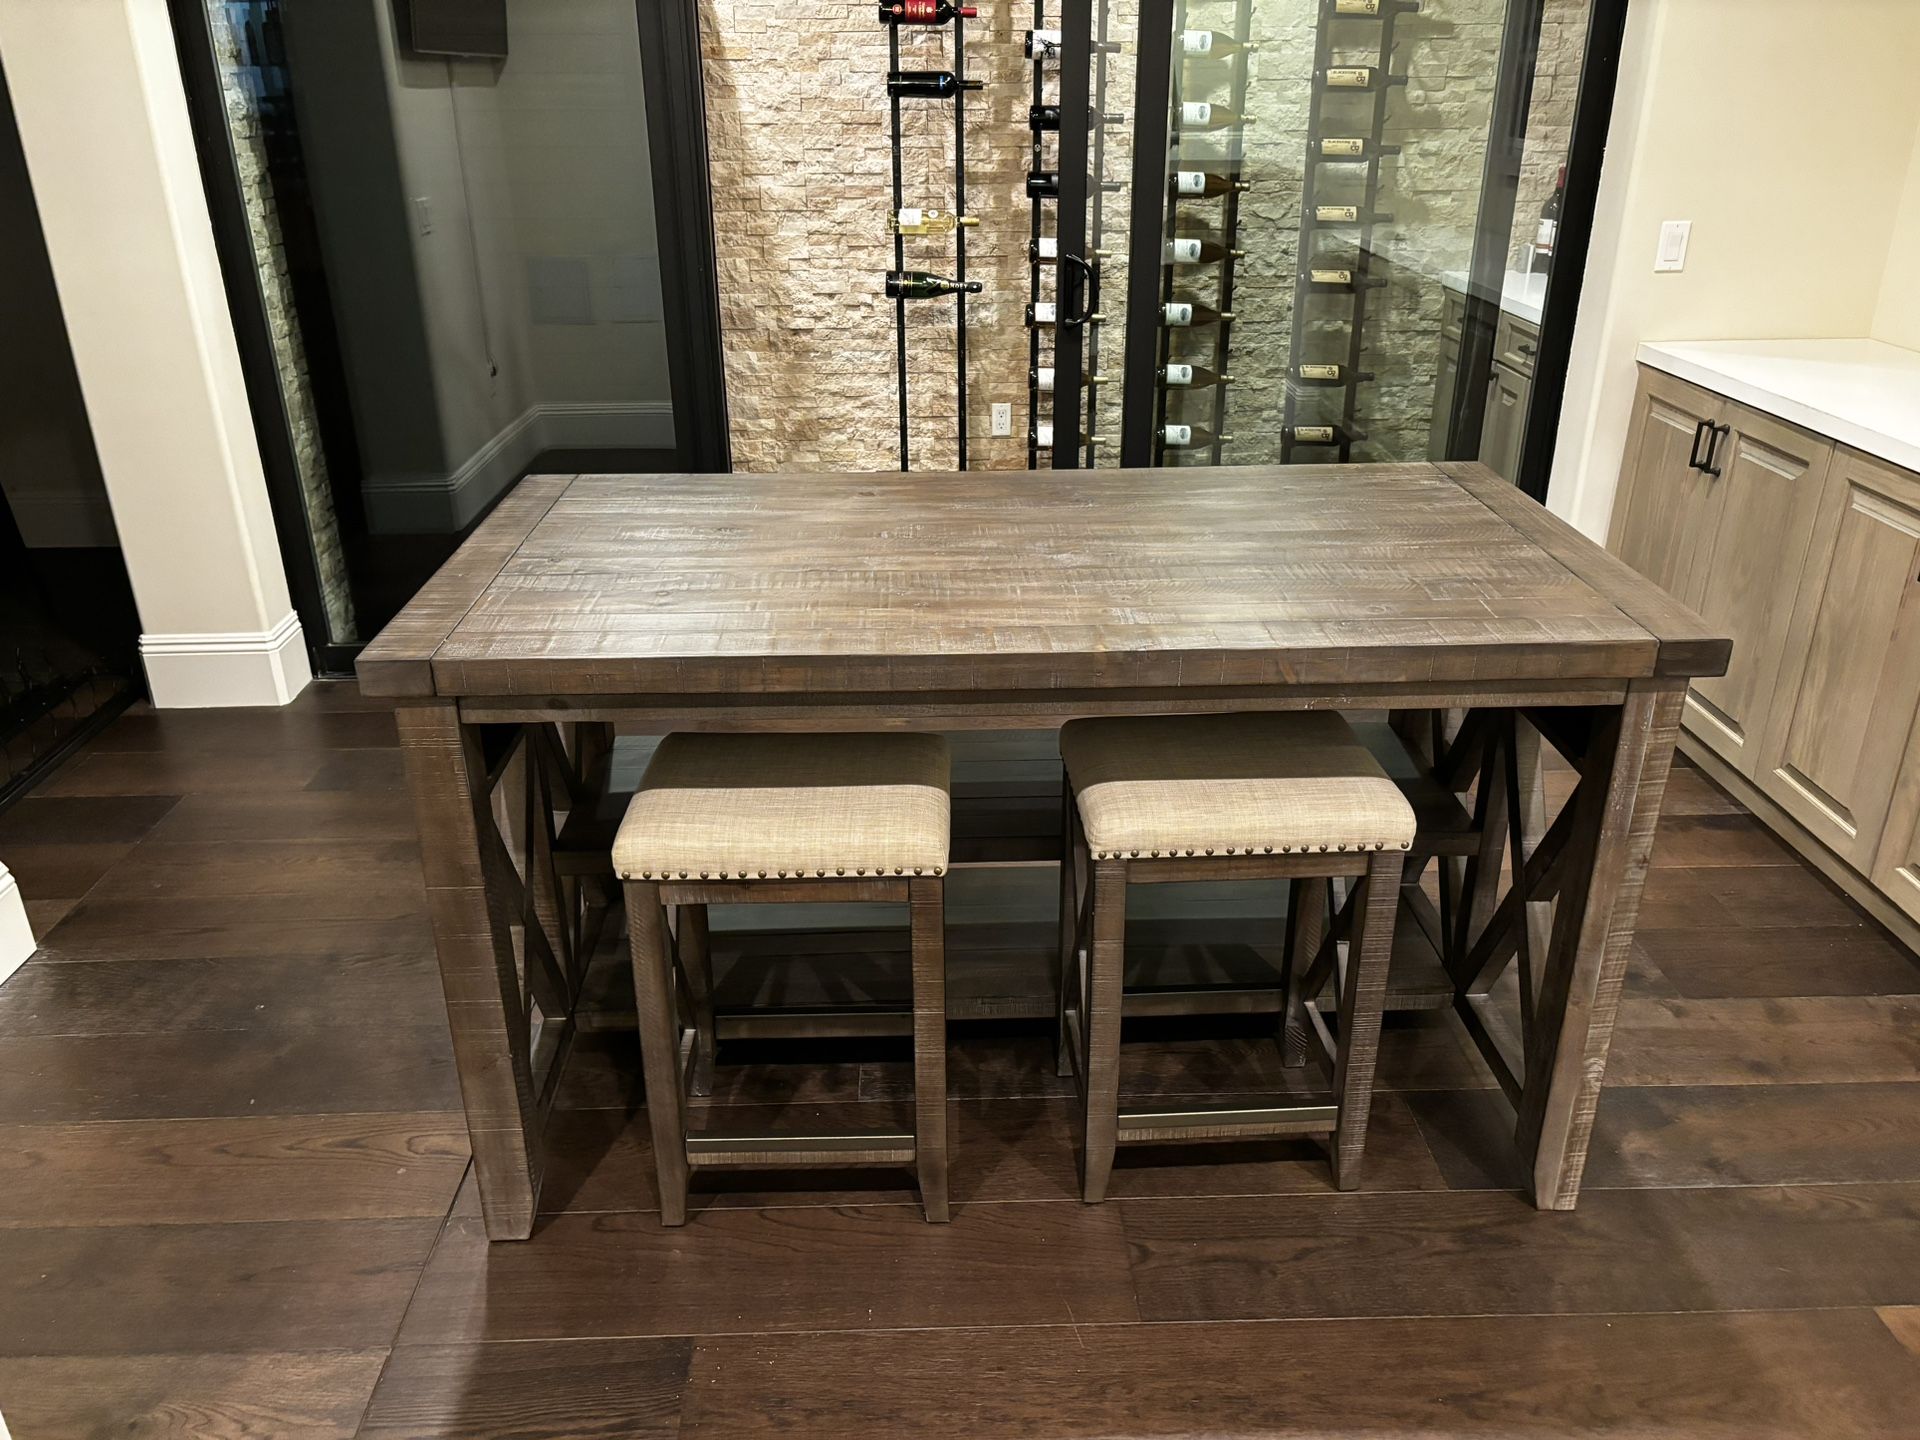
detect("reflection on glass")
(200, 0), (671, 646)
(1105, 0), (1594, 479)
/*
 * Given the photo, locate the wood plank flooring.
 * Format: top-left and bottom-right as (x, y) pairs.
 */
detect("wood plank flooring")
(0, 683), (1917, 1436)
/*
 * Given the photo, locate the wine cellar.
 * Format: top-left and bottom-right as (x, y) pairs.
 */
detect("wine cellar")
(696, 0), (1589, 474)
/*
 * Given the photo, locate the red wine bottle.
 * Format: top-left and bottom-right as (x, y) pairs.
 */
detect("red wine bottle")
(1029, 104), (1061, 131)
(879, 1), (976, 26)
(887, 270), (983, 299)
(1170, 170), (1250, 199)
(1160, 423), (1232, 448)
(1160, 362), (1232, 387)
(1285, 424), (1361, 446)
(888, 70), (984, 99)
(1026, 170), (1060, 199)
(1294, 363), (1375, 386)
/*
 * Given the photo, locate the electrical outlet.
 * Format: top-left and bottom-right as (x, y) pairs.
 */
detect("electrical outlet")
(1655, 219), (1691, 272)
(991, 403), (1012, 437)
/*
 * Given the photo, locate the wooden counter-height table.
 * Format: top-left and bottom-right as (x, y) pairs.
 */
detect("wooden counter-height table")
(357, 463), (1729, 1240)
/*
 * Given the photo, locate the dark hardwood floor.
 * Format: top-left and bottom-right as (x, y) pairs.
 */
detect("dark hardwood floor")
(1, 682), (1918, 1437)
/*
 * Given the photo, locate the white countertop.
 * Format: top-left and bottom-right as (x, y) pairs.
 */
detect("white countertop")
(1637, 338), (1920, 475)
(1440, 270), (1550, 326)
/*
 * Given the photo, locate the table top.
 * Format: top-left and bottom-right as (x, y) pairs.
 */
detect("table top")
(355, 462), (1730, 700)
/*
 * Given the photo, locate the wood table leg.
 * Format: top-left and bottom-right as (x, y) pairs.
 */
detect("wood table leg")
(1518, 680), (1687, 1210)
(1079, 857), (1128, 1204)
(396, 701), (543, 1241)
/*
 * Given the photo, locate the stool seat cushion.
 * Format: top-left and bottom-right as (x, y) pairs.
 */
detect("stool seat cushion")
(613, 732), (950, 881)
(1060, 712), (1417, 860)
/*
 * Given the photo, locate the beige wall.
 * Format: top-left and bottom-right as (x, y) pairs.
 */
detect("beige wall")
(1873, 124), (1920, 351)
(1549, 0), (1920, 539)
(0, 0), (309, 706)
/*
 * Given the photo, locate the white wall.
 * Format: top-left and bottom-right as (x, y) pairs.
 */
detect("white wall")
(0, 0), (310, 707)
(1549, 0), (1920, 539)
(1874, 126), (1920, 352)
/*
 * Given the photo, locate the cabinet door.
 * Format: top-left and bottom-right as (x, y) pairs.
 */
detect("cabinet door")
(1683, 405), (1832, 776)
(1758, 449), (1920, 869)
(1428, 291), (1465, 460)
(1606, 368), (1725, 607)
(1478, 361), (1528, 483)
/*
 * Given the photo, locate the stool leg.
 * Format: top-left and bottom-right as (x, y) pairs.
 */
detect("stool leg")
(909, 877), (950, 1223)
(676, 903), (717, 1098)
(625, 880), (690, 1225)
(1330, 851), (1402, 1192)
(1080, 857), (1128, 1203)
(1054, 775), (1080, 1079)
(1279, 876), (1324, 1069)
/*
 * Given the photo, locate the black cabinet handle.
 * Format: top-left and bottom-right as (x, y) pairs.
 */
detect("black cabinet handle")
(1689, 419), (1713, 471)
(1701, 422), (1730, 479)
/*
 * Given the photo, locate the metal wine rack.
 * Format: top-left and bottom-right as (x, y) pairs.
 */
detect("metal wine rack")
(1279, 0), (1418, 465)
(887, 9), (974, 472)
(1025, 3), (1053, 469)
(1076, 0), (1117, 468)
(1155, 0), (1254, 467)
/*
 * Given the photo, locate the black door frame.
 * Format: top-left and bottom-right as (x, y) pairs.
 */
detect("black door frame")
(165, 0), (731, 672)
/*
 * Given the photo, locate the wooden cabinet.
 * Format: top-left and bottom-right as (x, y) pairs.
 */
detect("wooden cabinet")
(1759, 450), (1920, 870)
(1479, 360), (1530, 483)
(1608, 369), (1832, 776)
(1608, 370), (1725, 603)
(1610, 362), (1920, 943)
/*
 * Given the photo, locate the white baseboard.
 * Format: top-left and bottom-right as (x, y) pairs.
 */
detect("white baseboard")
(0, 863), (33, 989)
(140, 609), (313, 709)
(361, 401), (674, 534)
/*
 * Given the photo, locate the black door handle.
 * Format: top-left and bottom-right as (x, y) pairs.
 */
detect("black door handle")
(1701, 422), (1730, 478)
(1058, 253), (1095, 325)
(1688, 418), (1713, 472)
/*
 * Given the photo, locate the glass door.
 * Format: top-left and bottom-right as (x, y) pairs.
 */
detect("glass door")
(1056, 0), (1615, 493)
(169, 0), (727, 669)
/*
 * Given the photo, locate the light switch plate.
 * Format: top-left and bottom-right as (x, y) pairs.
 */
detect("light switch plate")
(412, 196), (433, 236)
(1656, 220), (1691, 272)
(991, 402), (1012, 437)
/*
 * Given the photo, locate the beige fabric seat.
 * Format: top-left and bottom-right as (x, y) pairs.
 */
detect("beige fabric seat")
(612, 732), (950, 882)
(1059, 711), (1417, 860)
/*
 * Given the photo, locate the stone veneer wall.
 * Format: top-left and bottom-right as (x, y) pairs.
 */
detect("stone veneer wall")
(701, 0), (1588, 472)
(207, 2), (357, 640)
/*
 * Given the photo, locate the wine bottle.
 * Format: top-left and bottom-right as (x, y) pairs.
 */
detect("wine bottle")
(1170, 170), (1250, 199)
(1162, 300), (1232, 327)
(1177, 101), (1248, 131)
(1284, 424), (1359, 446)
(1165, 237), (1243, 264)
(1321, 66), (1407, 90)
(1031, 366), (1109, 392)
(1532, 164), (1566, 275)
(1030, 238), (1114, 264)
(1027, 170), (1060, 199)
(1160, 424), (1232, 447)
(1027, 302), (1103, 327)
(1294, 363), (1375, 385)
(891, 207), (979, 235)
(888, 70), (984, 99)
(1180, 29), (1258, 56)
(1313, 137), (1400, 160)
(1034, 423), (1103, 448)
(1306, 266), (1388, 291)
(1029, 104), (1061, 132)
(1313, 204), (1394, 225)
(878, 1), (976, 26)
(1160, 362), (1232, 387)
(887, 270), (983, 299)
(1331, 0), (1421, 14)
(1024, 28), (1061, 58)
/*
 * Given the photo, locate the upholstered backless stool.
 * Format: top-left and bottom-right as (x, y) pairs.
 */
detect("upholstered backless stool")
(613, 731), (952, 1224)
(1056, 711), (1417, 1200)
